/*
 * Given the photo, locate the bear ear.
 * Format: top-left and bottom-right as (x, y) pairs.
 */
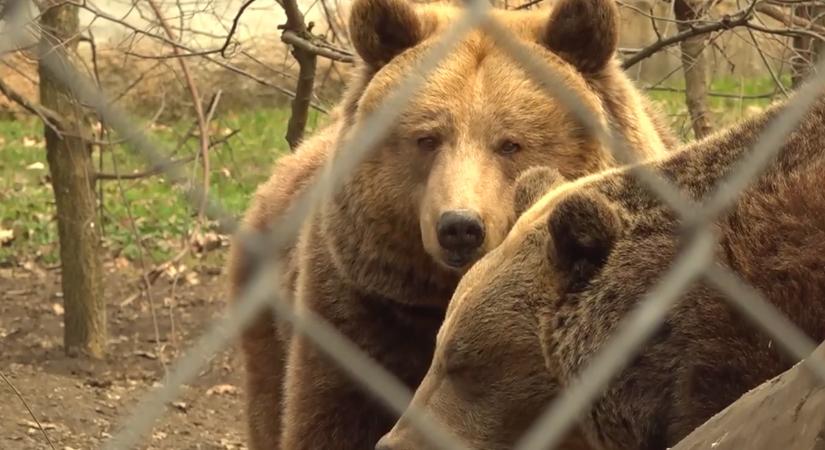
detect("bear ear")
(514, 167), (567, 218)
(547, 191), (621, 290)
(348, 0), (424, 68)
(542, 0), (619, 73)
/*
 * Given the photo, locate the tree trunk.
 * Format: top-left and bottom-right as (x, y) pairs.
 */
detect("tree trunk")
(791, 4), (825, 88)
(675, 0), (714, 139)
(282, 0), (318, 151)
(285, 47), (317, 151)
(38, 0), (105, 358)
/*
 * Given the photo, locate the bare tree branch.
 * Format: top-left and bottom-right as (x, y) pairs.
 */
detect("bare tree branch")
(515, 0), (544, 10)
(756, 3), (825, 35)
(220, 0), (257, 58)
(0, 371), (57, 450)
(66, 1), (328, 112)
(622, 10), (754, 69)
(95, 155), (197, 181)
(282, 30), (355, 63)
(0, 76), (65, 134)
(279, 0), (319, 150)
(145, 0), (212, 217)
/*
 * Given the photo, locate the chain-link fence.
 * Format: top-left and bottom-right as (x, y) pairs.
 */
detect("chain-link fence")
(4, 0), (825, 448)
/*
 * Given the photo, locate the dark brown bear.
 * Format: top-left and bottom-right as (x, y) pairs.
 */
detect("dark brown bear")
(379, 91), (825, 450)
(228, 0), (676, 448)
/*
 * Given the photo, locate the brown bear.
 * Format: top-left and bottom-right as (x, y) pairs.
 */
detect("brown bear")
(228, 0), (676, 448)
(378, 91), (825, 450)
(670, 340), (825, 450)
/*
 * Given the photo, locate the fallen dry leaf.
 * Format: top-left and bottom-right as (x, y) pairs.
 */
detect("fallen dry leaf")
(152, 431), (168, 440)
(113, 256), (130, 270)
(21, 261), (46, 278)
(52, 303), (64, 316)
(190, 231), (228, 253)
(163, 263), (186, 279)
(171, 401), (188, 412)
(26, 161), (45, 170)
(0, 227), (13, 245)
(206, 383), (238, 396)
(18, 419), (57, 430)
(22, 136), (43, 148)
(184, 271), (200, 286)
(134, 350), (158, 360)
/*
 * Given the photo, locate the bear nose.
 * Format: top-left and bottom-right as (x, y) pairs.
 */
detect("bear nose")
(437, 210), (485, 253)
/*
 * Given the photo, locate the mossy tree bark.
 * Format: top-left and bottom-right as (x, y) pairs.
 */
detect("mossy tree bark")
(38, 0), (106, 358)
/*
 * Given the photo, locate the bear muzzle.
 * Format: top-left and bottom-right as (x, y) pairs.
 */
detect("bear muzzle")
(436, 209), (485, 269)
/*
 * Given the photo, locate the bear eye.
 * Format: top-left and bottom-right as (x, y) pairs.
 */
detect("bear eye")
(417, 136), (441, 152)
(498, 140), (521, 155)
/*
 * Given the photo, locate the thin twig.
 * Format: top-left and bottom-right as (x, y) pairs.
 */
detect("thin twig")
(108, 131), (168, 376)
(123, 48), (226, 60)
(281, 30), (355, 63)
(0, 370), (57, 450)
(746, 21), (825, 43)
(644, 85), (776, 99)
(515, 0), (543, 10)
(0, 77), (64, 135)
(220, 0), (257, 58)
(747, 26), (790, 96)
(756, 3), (825, 34)
(68, 1), (327, 112)
(279, 0), (320, 150)
(622, 10), (754, 69)
(95, 155), (198, 180)
(145, 0), (212, 218)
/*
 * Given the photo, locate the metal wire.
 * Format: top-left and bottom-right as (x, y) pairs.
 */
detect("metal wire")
(515, 229), (717, 450)
(704, 267), (825, 381)
(11, 1), (825, 449)
(47, 1), (490, 448)
(510, 44), (825, 450)
(482, 18), (696, 219)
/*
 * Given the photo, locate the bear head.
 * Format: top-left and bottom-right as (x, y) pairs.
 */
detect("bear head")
(379, 94), (825, 449)
(326, 0), (663, 290)
(376, 165), (643, 449)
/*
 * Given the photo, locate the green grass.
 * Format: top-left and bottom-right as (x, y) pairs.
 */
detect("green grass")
(0, 107), (325, 265)
(0, 75), (787, 266)
(648, 75), (790, 141)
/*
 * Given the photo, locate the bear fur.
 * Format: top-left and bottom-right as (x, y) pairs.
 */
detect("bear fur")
(670, 341), (825, 450)
(228, 0), (676, 448)
(379, 91), (825, 450)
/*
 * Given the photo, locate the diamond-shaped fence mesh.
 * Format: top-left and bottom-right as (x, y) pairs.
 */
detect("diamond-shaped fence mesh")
(4, 0), (825, 448)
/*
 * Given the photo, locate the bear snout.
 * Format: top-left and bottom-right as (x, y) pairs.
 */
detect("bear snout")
(436, 209), (486, 267)
(374, 435), (393, 450)
(375, 432), (412, 450)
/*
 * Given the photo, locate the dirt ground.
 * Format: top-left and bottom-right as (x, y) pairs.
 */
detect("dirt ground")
(0, 258), (249, 450)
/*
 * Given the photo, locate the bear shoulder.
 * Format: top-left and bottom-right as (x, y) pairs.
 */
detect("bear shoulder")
(227, 118), (339, 298)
